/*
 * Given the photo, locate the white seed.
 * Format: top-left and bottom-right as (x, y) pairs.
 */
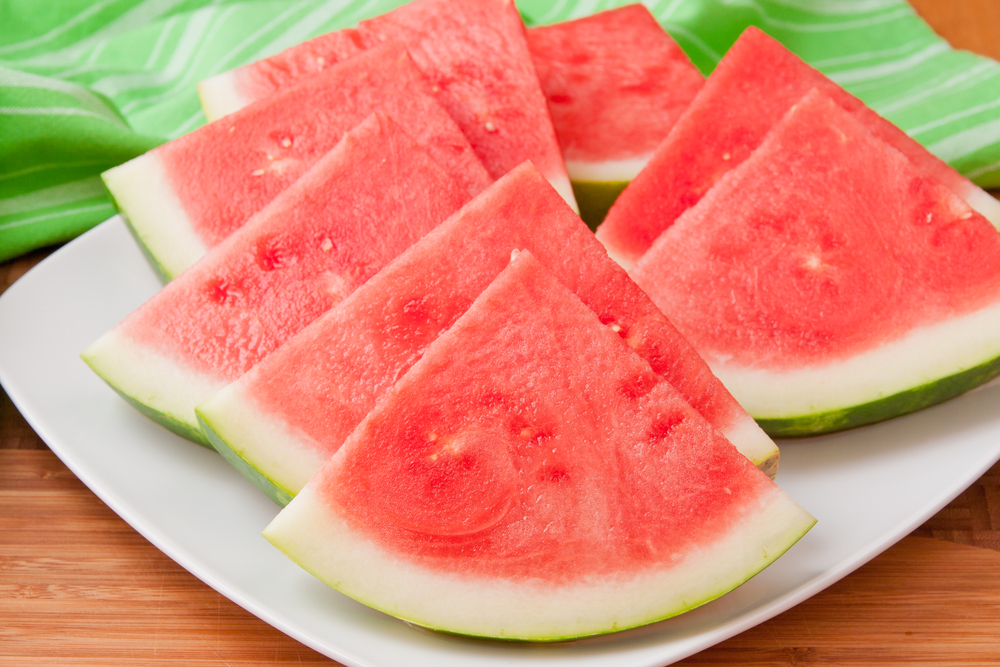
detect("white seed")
(926, 213), (933, 223)
(722, 152), (731, 161)
(228, 126), (236, 133)
(320, 238), (333, 252)
(610, 324), (621, 333)
(316, 56), (326, 67)
(281, 138), (292, 148)
(427, 432), (438, 442)
(251, 168), (265, 176)
(485, 121), (497, 132)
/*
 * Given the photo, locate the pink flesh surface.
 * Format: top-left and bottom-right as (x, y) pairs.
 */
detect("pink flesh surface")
(159, 43), (491, 248)
(232, 29), (365, 103)
(120, 113), (471, 381)
(630, 91), (1000, 369)
(315, 253), (772, 580)
(356, 0), (568, 185)
(243, 162), (752, 465)
(599, 26), (980, 268)
(526, 4), (703, 164)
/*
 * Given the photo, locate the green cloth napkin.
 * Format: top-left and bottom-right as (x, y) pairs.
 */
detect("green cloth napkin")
(3, 0), (1000, 263)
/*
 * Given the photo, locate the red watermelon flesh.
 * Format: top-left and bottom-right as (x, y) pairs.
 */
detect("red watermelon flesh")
(630, 90), (1000, 429)
(598, 26), (1000, 269)
(197, 162), (777, 503)
(198, 29), (365, 122)
(104, 43), (491, 281)
(83, 112), (472, 444)
(354, 0), (575, 209)
(526, 4), (703, 178)
(262, 251), (814, 640)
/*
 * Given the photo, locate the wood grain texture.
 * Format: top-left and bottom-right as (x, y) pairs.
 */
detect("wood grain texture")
(3, 449), (1000, 666)
(2, 1), (1000, 665)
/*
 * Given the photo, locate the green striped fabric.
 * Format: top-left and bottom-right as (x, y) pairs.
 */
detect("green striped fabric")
(3, 0), (1000, 262)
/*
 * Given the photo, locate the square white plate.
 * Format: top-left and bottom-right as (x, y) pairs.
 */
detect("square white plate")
(2, 217), (999, 666)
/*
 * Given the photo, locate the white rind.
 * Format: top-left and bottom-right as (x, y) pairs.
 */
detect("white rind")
(722, 416), (779, 477)
(102, 152), (206, 280)
(960, 181), (1000, 231)
(565, 154), (652, 183)
(197, 382), (326, 494)
(81, 327), (226, 432)
(711, 299), (1000, 419)
(264, 481), (815, 640)
(197, 70), (250, 123)
(547, 171), (580, 214)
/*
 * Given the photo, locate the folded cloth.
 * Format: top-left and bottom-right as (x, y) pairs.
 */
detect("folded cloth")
(2, 0), (1000, 263)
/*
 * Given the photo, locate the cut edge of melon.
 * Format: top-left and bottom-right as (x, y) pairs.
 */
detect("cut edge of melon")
(81, 328), (226, 446)
(757, 350), (1000, 437)
(712, 299), (1000, 433)
(196, 383), (324, 502)
(102, 152), (206, 281)
(264, 481), (815, 641)
(197, 407), (295, 506)
(197, 71), (248, 123)
(565, 155), (651, 183)
(960, 182), (1000, 231)
(548, 172), (580, 215)
(723, 417), (779, 479)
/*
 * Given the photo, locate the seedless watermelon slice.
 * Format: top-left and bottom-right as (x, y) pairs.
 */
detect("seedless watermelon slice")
(598, 26), (1000, 269)
(83, 113), (472, 445)
(198, 29), (365, 122)
(105, 43), (490, 281)
(264, 251), (815, 640)
(197, 161), (777, 506)
(631, 90), (1000, 437)
(196, 0), (576, 212)
(355, 0), (574, 209)
(526, 5), (703, 227)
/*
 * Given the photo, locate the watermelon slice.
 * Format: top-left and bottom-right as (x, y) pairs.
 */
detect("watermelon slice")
(526, 5), (703, 228)
(82, 112), (472, 445)
(196, 0), (575, 212)
(104, 43), (491, 281)
(198, 29), (365, 122)
(355, 0), (574, 209)
(196, 161), (778, 506)
(597, 26), (1000, 269)
(630, 90), (1000, 437)
(263, 251), (815, 641)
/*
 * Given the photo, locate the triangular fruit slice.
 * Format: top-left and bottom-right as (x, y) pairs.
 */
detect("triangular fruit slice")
(198, 28), (365, 122)
(196, 0), (576, 212)
(105, 43), (491, 281)
(83, 113), (472, 445)
(197, 162), (778, 507)
(631, 90), (1000, 437)
(355, 0), (575, 209)
(263, 251), (815, 641)
(526, 4), (703, 228)
(598, 26), (1000, 269)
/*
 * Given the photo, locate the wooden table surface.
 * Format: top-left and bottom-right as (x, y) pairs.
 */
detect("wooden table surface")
(4, 1), (1000, 664)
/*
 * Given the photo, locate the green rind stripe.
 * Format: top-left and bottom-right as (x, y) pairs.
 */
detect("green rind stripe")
(571, 179), (628, 231)
(101, 176), (173, 283)
(82, 352), (211, 446)
(197, 410), (294, 507)
(758, 352), (1000, 438)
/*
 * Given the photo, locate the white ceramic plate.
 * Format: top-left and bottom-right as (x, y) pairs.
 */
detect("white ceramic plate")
(2, 217), (999, 667)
